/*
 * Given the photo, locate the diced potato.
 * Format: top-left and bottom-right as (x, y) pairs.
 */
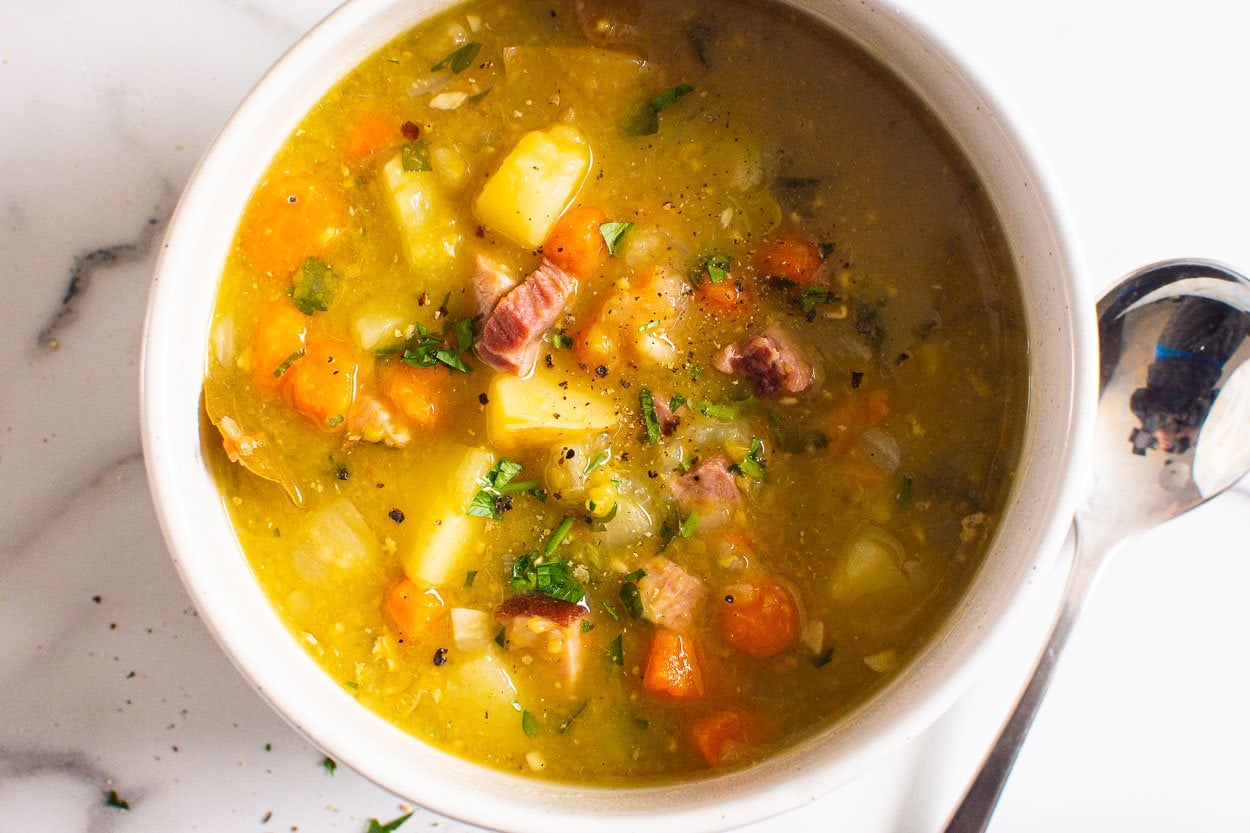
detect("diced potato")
(400, 445), (495, 586)
(291, 500), (379, 584)
(354, 310), (410, 353)
(487, 372), (618, 449)
(474, 125), (591, 248)
(863, 649), (899, 674)
(830, 525), (909, 603)
(381, 154), (461, 291)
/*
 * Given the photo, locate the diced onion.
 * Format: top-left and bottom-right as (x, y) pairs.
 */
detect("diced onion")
(802, 620), (825, 655)
(858, 427), (901, 474)
(451, 608), (495, 651)
(292, 500), (379, 584)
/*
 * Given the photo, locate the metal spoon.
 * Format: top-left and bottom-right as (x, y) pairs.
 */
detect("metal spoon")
(944, 259), (1250, 833)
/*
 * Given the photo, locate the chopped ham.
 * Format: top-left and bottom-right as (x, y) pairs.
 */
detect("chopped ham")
(670, 455), (741, 519)
(475, 259), (576, 375)
(637, 557), (705, 632)
(346, 396), (411, 447)
(472, 253), (517, 317)
(651, 392), (685, 436)
(496, 593), (587, 684)
(573, 0), (640, 45)
(713, 325), (815, 397)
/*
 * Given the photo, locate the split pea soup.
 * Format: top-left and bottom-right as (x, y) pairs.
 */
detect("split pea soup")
(203, 0), (1027, 783)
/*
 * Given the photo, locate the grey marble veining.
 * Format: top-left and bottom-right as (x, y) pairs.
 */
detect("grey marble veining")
(3, 0), (1249, 831)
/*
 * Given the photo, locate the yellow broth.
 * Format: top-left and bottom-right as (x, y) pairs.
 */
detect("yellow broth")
(204, 0), (1026, 782)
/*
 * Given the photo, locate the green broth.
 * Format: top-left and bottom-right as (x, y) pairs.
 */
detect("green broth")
(205, 0), (1026, 783)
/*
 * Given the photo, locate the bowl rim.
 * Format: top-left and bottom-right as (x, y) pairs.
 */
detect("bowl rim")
(140, 1), (1098, 830)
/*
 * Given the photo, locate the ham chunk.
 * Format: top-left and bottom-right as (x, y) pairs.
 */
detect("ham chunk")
(345, 395), (411, 448)
(637, 557), (705, 632)
(496, 593), (587, 684)
(472, 253), (517, 317)
(713, 325), (815, 397)
(475, 259), (576, 375)
(670, 455), (741, 528)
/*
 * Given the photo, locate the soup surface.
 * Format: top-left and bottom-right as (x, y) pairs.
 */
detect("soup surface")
(205, 0), (1026, 783)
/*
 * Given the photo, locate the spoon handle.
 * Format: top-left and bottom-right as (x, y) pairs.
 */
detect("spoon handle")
(942, 520), (1116, 833)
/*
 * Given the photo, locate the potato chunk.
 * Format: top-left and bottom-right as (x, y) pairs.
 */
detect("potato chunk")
(830, 525), (909, 603)
(487, 372), (618, 449)
(474, 125), (591, 248)
(381, 154), (461, 289)
(400, 445), (495, 586)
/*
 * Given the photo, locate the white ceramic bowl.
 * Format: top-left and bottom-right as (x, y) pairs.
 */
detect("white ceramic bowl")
(141, 1), (1098, 830)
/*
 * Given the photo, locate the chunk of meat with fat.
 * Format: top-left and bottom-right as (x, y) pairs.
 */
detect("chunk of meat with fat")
(670, 455), (741, 522)
(475, 259), (576, 375)
(637, 557), (705, 632)
(713, 325), (815, 396)
(496, 593), (586, 684)
(346, 395), (411, 447)
(472, 253), (517, 317)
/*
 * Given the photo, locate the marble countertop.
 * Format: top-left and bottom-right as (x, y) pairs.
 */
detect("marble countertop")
(2, 1), (1248, 831)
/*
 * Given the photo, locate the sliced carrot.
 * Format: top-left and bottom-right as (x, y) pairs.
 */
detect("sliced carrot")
(286, 340), (359, 431)
(828, 388), (892, 452)
(697, 276), (749, 314)
(691, 709), (754, 766)
(342, 111), (400, 166)
(643, 629), (706, 699)
(250, 301), (309, 390)
(756, 229), (823, 285)
(238, 172), (348, 278)
(544, 205), (610, 276)
(385, 363), (446, 427)
(385, 578), (447, 640)
(865, 389), (891, 425)
(720, 579), (798, 659)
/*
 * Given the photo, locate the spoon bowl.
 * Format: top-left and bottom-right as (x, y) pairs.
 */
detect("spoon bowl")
(945, 259), (1250, 832)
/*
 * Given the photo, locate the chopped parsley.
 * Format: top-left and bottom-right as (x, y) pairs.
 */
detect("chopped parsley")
(558, 701), (589, 734)
(272, 347), (305, 379)
(509, 549), (585, 603)
(552, 332), (573, 349)
(367, 812), (414, 833)
(326, 414), (344, 429)
(521, 710), (539, 737)
(609, 633), (624, 665)
(669, 393), (687, 412)
(730, 436), (767, 480)
(620, 569), (647, 618)
(652, 82), (695, 112)
(637, 319), (660, 333)
(104, 790), (130, 810)
(464, 570), (478, 588)
(639, 388), (661, 444)
(696, 396), (757, 422)
(400, 320), (473, 373)
(494, 627), (507, 648)
(581, 619), (594, 633)
(703, 254), (732, 284)
(289, 257), (339, 315)
(321, 757), (337, 775)
(679, 512), (699, 538)
(583, 449), (610, 475)
(624, 83), (695, 135)
(545, 516), (575, 556)
(897, 475), (914, 509)
(799, 286), (840, 312)
(400, 138), (431, 172)
(431, 41), (482, 73)
(343, 680), (358, 690)
(467, 458), (525, 519)
(599, 221), (634, 255)
(601, 601), (621, 621)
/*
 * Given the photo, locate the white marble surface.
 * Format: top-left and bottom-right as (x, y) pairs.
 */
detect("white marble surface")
(2, 0), (1249, 831)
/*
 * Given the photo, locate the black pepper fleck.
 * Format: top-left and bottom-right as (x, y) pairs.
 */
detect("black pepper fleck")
(388, 508), (405, 524)
(478, 392), (489, 405)
(850, 371), (864, 389)
(336, 467), (349, 481)
(595, 365), (608, 378)
(724, 595), (735, 604)
(433, 647), (448, 666)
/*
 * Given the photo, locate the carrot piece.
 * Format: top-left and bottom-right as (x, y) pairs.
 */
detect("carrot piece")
(691, 709), (754, 766)
(385, 578), (447, 639)
(286, 340), (359, 430)
(544, 205), (610, 276)
(643, 629), (706, 699)
(865, 389), (891, 425)
(342, 111), (400, 166)
(756, 229), (823, 285)
(385, 363), (446, 426)
(238, 172), (348, 278)
(250, 301), (309, 390)
(697, 276), (749, 314)
(720, 579), (798, 658)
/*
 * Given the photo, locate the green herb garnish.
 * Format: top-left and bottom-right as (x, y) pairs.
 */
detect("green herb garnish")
(289, 257), (339, 315)
(584, 450), (610, 475)
(640, 388), (661, 444)
(599, 221), (634, 255)
(669, 393), (687, 412)
(322, 757), (337, 775)
(703, 254), (731, 284)
(609, 633), (624, 665)
(897, 475), (914, 509)
(552, 332), (573, 349)
(326, 414), (344, 428)
(521, 710), (539, 737)
(509, 549), (585, 603)
(652, 83), (695, 112)
(558, 701), (589, 734)
(431, 41), (482, 73)
(272, 347), (305, 379)
(400, 138), (431, 172)
(679, 512), (699, 538)
(545, 516), (575, 556)
(494, 627), (507, 648)
(624, 83), (696, 135)
(696, 396), (757, 422)
(730, 436), (767, 480)
(464, 570), (478, 588)
(602, 602), (621, 621)
(105, 790), (130, 810)
(799, 286), (840, 313)
(454, 316), (474, 353)
(620, 569), (647, 618)
(344, 680), (358, 690)
(367, 812), (414, 833)
(401, 320), (473, 373)
(581, 619), (594, 633)
(637, 319), (660, 333)
(467, 458), (525, 519)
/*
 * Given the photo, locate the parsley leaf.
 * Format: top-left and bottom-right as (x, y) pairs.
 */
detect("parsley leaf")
(467, 459), (526, 519)
(464, 570), (478, 588)
(401, 139), (431, 172)
(679, 512), (699, 538)
(289, 257), (339, 315)
(609, 633), (624, 665)
(545, 516), (574, 556)
(651, 83), (695, 113)
(620, 569), (647, 618)
(897, 475), (914, 509)
(400, 320), (474, 373)
(624, 83), (695, 135)
(703, 254), (731, 284)
(599, 221), (634, 255)
(729, 436), (767, 480)
(272, 347), (305, 379)
(522, 710), (539, 737)
(509, 549), (585, 603)
(696, 396), (757, 422)
(104, 790), (130, 810)
(583, 450), (610, 475)
(799, 286), (840, 313)
(322, 757), (337, 775)
(431, 41), (481, 74)
(552, 332), (573, 349)
(669, 393), (687, 412)
(639, 388), (661, 444)
(367, 812), (414, 833)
